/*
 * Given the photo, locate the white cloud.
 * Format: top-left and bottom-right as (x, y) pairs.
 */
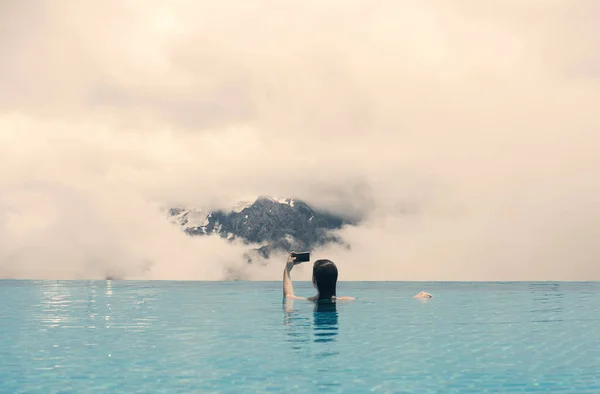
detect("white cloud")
(1, 0), (599, 280)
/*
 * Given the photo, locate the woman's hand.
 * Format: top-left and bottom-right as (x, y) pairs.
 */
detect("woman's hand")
(282, 252), (311, 300)
(286, 252), (297, 272)
(283, 252), (297, 298)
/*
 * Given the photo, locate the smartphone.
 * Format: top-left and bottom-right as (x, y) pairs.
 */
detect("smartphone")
(292, 252), (310, 264)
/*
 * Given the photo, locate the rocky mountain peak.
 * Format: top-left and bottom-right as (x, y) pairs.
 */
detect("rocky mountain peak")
(167, 196), (355, 262)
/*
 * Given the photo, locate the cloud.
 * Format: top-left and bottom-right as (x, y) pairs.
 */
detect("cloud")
(1, 0), (599, 280)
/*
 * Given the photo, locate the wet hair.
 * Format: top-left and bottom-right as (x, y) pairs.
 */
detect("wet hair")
(313, 259), (338, 299)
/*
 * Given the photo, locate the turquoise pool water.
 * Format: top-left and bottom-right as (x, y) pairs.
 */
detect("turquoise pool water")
(1, 281), (600, 393)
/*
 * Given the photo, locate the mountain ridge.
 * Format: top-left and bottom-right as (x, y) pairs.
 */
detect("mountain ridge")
(167, 196), (356, 262)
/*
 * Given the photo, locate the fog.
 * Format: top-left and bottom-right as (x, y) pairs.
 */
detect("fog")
(1, 0), (599, 280)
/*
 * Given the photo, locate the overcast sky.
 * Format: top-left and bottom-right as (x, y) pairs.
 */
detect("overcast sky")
(1, 0), (599, 280)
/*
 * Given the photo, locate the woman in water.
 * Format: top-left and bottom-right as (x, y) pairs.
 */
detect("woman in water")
(283, 253), (354, 301)
(283, 252), (433, 300)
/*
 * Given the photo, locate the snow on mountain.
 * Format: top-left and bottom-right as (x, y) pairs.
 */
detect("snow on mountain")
(267, 197), (295, 207)
(166, 196), (355, 261)
(167, 208), (210, 232)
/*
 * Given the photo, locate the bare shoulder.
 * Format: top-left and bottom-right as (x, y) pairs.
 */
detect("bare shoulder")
(334, 296), (355, 301)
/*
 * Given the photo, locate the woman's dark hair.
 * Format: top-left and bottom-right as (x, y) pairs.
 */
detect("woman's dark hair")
(313, 259), (338, 299)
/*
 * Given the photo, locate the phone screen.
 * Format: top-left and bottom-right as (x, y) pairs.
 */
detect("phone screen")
(293, 252), (310, 263)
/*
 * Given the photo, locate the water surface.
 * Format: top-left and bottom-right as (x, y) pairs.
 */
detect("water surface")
(1, 281), (600, 393)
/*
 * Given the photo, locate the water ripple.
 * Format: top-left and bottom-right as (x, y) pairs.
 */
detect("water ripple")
(2, 280), (600, 392)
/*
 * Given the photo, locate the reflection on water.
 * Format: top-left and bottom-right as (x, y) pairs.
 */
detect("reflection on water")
(313, 300), (340, 363)
(40, 281), (72, 329)
(282, 298), (342, 390)
(283, 298), (340, 358)
(105, 280), (112, 329)
(85, 281), (98, 329)
(39, 280), (159, 333)
(283, 299), (311, 351)
(313, 301), (338, 344)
